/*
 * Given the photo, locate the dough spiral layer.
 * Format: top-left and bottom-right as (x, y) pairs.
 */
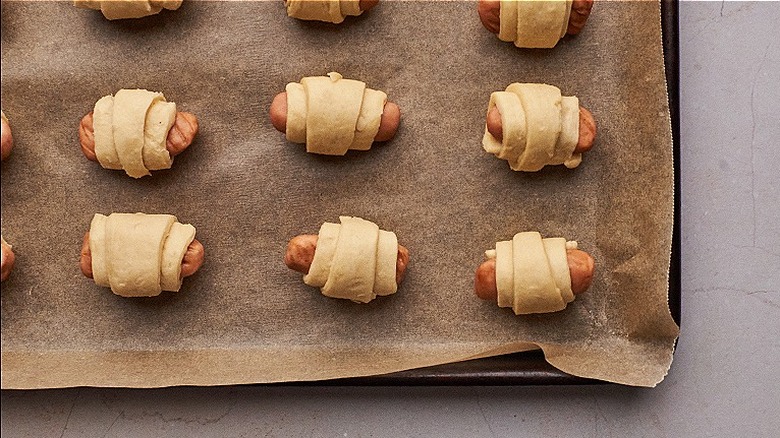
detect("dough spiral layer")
(302, 216), (398, 303)
(499, 0), (572, 48)
(285, 0), (364, 24)
(74, 0), (182, 20)
(483, 83), (581, 171)
(286, 72), (387, 155)
(92, 89), (178, 178)
(89, 213), (196, 297)
(485, 231), (577, 314)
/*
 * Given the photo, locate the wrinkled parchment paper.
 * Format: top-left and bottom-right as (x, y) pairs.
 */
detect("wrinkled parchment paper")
(0, 0), (679, 388)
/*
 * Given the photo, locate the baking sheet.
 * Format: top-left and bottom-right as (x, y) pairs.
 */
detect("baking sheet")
(0, 0), (679, 388)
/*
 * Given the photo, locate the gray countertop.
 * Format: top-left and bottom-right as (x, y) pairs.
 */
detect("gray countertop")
(2, 2), (779, 437)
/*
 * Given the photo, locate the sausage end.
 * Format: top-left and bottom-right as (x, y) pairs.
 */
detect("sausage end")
(575, 106), (597, 154)
(375, 101), (400, 142)
(270, 92), (288, 134)
(567, 249), (595, 295)
(474, 258), (498, 301)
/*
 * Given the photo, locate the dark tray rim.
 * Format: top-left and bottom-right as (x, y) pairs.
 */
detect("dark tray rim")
(287, 0), (682, 387)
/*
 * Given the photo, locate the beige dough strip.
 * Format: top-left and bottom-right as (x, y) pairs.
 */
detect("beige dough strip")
(349, 88), (387, 151)
(303, 221), (341, 288)
(321, 216), (379, 303)
(301, 72), (365, 156)
(506, 83), (562, 172)
(286, 0), (344, 24)
(151, 0), (183, 10)
(160, 222), (196, 292)
(482, 91), (527, 165)
(373, 229), (398, 296)
(113, 89), (163, 178)
(88, 213), (111, 288)
(74, 0), (182, 19)
(142, 99), (176, 171)
(105, 213), (175, 297)
(560, 0), (574, 38)
(542, 237), (574, 303)
(550, 95), (580, 167)
(93, 95), (122, 170)
(339, 0), (362, 17)
(285, 82), (307, 144)
(515, 0), (569, 49)
(100, 1), (162, 20)
(495, 239), (515, 309)
(498, 0), (519, 43)
(511, 232), (566, 314)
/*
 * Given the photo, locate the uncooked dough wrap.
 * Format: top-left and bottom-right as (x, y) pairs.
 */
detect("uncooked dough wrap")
(285, 72), (388, 156)
(485, 232), (575, 314)
(91, 89), (177, 178)
(88, 213), (197, 297)
(482, 83), (581, 171)
(285, 0), (364, 24)
(73, 0), (183, 20)
(498, 0), (573, 48)
(301, 216), (399, 303)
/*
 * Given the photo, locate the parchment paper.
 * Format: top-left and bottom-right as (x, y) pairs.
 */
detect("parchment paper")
(0, 0), (679, 388)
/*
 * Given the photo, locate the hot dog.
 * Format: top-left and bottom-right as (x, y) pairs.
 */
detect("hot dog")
(477, 0), (594, 36)
(1, 112), (12, 161)
(79, 110), (198, 162)
(79, 232), (204, 280)
(1, 238), (15, 282)
(269, 92), (401, 143)
(285, 234), (409, 285)
(486, 105), (597, 154)
(474, 248), (594, 301)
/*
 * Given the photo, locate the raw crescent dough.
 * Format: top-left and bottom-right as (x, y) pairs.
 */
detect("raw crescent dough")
(482, 91), (526, 164)
(74, 0), (182, 20)
(160, 222), (196, 292)
(142, 100), (176, 171)
(497, 0), (573, 48)
(560, 0), (574, 38)
(303, 222), (341, 288)
(301, 217), (399, 303)
(498, 0), (519, 43)
(286, 72), (388, 155)
(285, 0), (364, 24)
(373, 230), (398, 296)
(487, 232), (575, 314)
(350, 88), (387, 152)
(494, 239), (514, 309)
(482, 83), (582, 171)
(285, 82), (307, 144)
(93, 95), (121, 170)
(89, 212), (196, 297)
(505, 83), (562, 172)
(301, 72), (366, 155)
(552, 96), (580, 167)
(89, 214), (111, 288)
(512, 232), (564, 314)
(515, 0), (569, 49)
(105, 213), (175, 297)
(543, 237), (574, 303)
(92, 89), (177, 178)
(113, 90), (161, 178)
(339, 0), (361, 17)
(322, 216), (379, 303)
